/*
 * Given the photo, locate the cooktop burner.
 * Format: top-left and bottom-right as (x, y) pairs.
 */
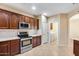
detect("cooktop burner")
(20, 36), (32, 39)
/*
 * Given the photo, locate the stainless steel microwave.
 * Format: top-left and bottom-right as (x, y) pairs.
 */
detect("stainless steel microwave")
(19, 22), (30, 29)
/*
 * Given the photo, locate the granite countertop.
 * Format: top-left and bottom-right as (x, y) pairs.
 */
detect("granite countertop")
(0, 37), (20, 42)
(0, 34), (42, 42)
(30, 34), (42, 37)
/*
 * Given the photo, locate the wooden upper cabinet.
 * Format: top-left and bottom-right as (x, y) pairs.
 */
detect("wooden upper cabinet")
(34, 19), (39, 30)
(37, 19), (39, 30)
(29, 18), (34, 29)
(24, 16), (30, 23)
(0, 10), (10, 29)
(10, 13), (19, 29)
(0, 9), (39, 29)
(19, 15), (25, 22)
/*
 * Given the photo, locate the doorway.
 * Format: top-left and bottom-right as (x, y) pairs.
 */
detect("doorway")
(69, 14), (79, 55)
(48, 17), (58, 44)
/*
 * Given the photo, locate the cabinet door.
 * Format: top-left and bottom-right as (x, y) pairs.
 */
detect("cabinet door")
(32, 36), (41, 48)
(29, 18), (34, 29)
(0, 10), (10, 29)
(74, 40), (79, 56)
(37, 19), (39, 29)
(34, 19), (39, 29)
(10, 13), (19, 29)
(0, 41), (10, 56)
(19, 15), (25, 22)
(32, 37), (37, 48)
(24, 16), (30, 23)
(10, 39), (20, 56)
(36, 36), (41, 46)
(34, 19), (37, 29)
(74, 44), (79, 56)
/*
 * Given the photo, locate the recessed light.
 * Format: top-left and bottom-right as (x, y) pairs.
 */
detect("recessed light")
(43, 13), (47, 16)
(32, 6), (36, 10)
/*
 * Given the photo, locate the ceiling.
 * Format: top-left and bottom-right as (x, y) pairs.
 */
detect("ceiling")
(1, 3), (79, 17)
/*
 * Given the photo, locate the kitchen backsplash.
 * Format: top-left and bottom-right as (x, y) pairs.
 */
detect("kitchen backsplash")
(0, 29), (41, 38)
(0, 29), (18, 38)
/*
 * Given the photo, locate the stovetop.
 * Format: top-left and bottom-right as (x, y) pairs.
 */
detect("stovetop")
(17, 32), (32, 39)
(20, 36), (32, 39)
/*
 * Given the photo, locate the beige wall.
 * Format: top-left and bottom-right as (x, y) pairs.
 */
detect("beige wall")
(49, 14), (69, 55)
(48, 14), (69, 47)
(48, 16), (58, 43)
(68, 6), (79, 39)
(68, 13), (79, 52)
(58, 14), (69, 47)
(69, 19), (79, 52)
(69, 19), (79, 39)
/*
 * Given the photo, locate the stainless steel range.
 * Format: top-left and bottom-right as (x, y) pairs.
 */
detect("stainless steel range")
(18, 32), (32, 53)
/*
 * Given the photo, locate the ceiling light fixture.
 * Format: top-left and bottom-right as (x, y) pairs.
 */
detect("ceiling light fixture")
(43, 13), (47, 16)
(32, 6), (36, 10)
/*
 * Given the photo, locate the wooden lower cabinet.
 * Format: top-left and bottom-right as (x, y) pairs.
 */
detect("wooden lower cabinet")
(32, 36), (41, 48)
(0, 39), (20, 56)
(36, 36), (41, 46)
(32, 37), (37, 48)
(73, 40), (79, 56)
(10, 39), (20, 56)
(0, 41), (10, 56)
(34, 19), (39, 30)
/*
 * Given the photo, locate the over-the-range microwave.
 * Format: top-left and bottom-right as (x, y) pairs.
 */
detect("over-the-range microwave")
(19, 22), (30, 29)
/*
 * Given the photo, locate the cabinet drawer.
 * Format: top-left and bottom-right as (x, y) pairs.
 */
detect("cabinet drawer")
(10, 39), (20, 44)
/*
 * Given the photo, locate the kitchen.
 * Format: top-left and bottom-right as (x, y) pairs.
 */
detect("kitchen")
(1, 3), (79, 56)
(0, 6), (42, 55)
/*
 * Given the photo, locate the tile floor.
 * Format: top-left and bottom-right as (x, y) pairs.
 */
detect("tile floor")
(17, 40), (74, 56)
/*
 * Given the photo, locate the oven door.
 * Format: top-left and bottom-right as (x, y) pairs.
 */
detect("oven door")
(21, 39), (32, 47)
